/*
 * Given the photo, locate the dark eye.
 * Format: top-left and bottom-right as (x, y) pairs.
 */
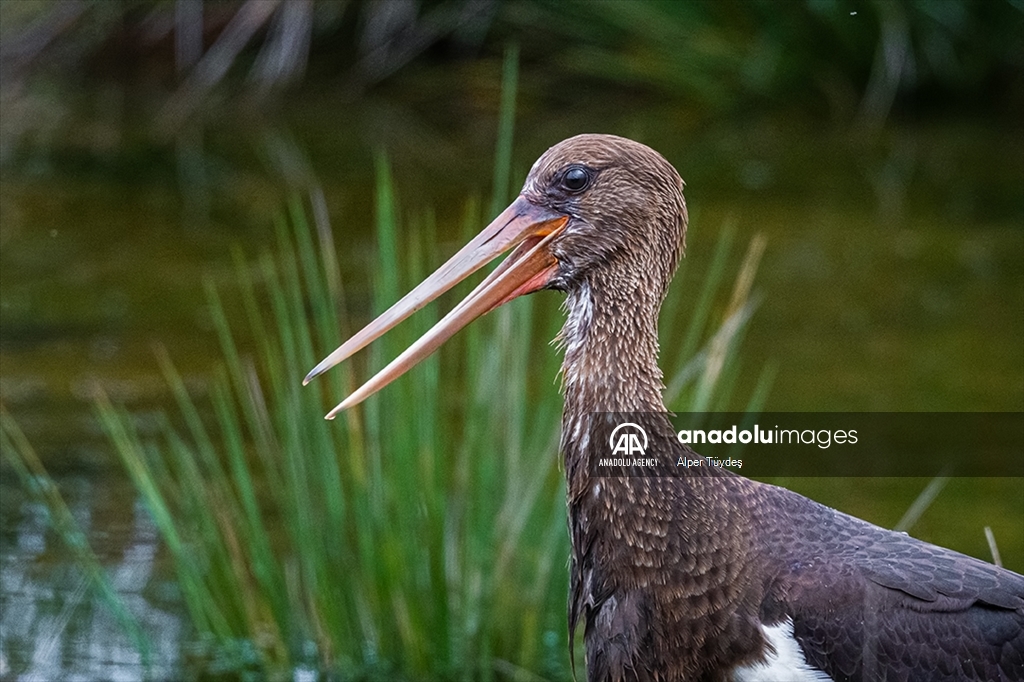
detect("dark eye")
(561, 166), (591, 193)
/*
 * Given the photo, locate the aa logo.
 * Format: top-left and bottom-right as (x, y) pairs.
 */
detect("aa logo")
(609, 423), (648, 456)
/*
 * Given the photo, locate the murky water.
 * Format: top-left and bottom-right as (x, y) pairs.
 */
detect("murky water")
(1, 79), (1022, 678)
(1, 480), (182, 680)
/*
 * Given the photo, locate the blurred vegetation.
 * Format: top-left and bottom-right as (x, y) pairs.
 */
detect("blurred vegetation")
(509, 0), (1023, 124)
(1, 0), (1021, 165)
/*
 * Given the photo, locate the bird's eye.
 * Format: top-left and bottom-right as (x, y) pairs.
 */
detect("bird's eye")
(561, 166), (591, 193)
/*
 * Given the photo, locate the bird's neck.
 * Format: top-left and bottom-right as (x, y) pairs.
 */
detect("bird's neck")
(557, 269), (763, 675)
(558, 268), (671, 492)
(559, 274), (668, 417)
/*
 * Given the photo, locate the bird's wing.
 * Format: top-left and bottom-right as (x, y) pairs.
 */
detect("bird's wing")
(753, 483), (1024, 682)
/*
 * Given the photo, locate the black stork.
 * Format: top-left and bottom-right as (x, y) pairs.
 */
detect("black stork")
(305, 134), (1024, 681)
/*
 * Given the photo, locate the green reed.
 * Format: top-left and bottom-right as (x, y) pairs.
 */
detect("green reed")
(1, 195), (766, 680)
(0, 46), (769, 679)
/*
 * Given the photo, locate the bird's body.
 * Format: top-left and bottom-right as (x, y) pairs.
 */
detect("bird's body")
(307, 134), (1024, 681)
(568, 460), (1024, 681)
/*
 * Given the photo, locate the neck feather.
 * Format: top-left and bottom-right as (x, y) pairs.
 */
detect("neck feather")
(557, 267), (670, 490)
(559, 273), (667, 416)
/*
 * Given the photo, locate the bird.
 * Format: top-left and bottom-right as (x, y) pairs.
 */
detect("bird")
(304, 134), (1024, 681)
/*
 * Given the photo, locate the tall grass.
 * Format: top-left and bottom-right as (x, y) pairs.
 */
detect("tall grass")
(0, 200), (767, 680)
(87, 187), (575, 678)
(0, 49), (768, 680)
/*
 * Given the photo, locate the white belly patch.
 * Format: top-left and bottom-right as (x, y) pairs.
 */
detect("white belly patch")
(731, 619), (833, 682)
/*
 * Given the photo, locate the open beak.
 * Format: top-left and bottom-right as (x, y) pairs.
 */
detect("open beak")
(305, 196), (569, 419)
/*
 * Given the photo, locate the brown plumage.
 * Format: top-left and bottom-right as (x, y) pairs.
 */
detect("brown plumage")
(307, 134), (1024, 681)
